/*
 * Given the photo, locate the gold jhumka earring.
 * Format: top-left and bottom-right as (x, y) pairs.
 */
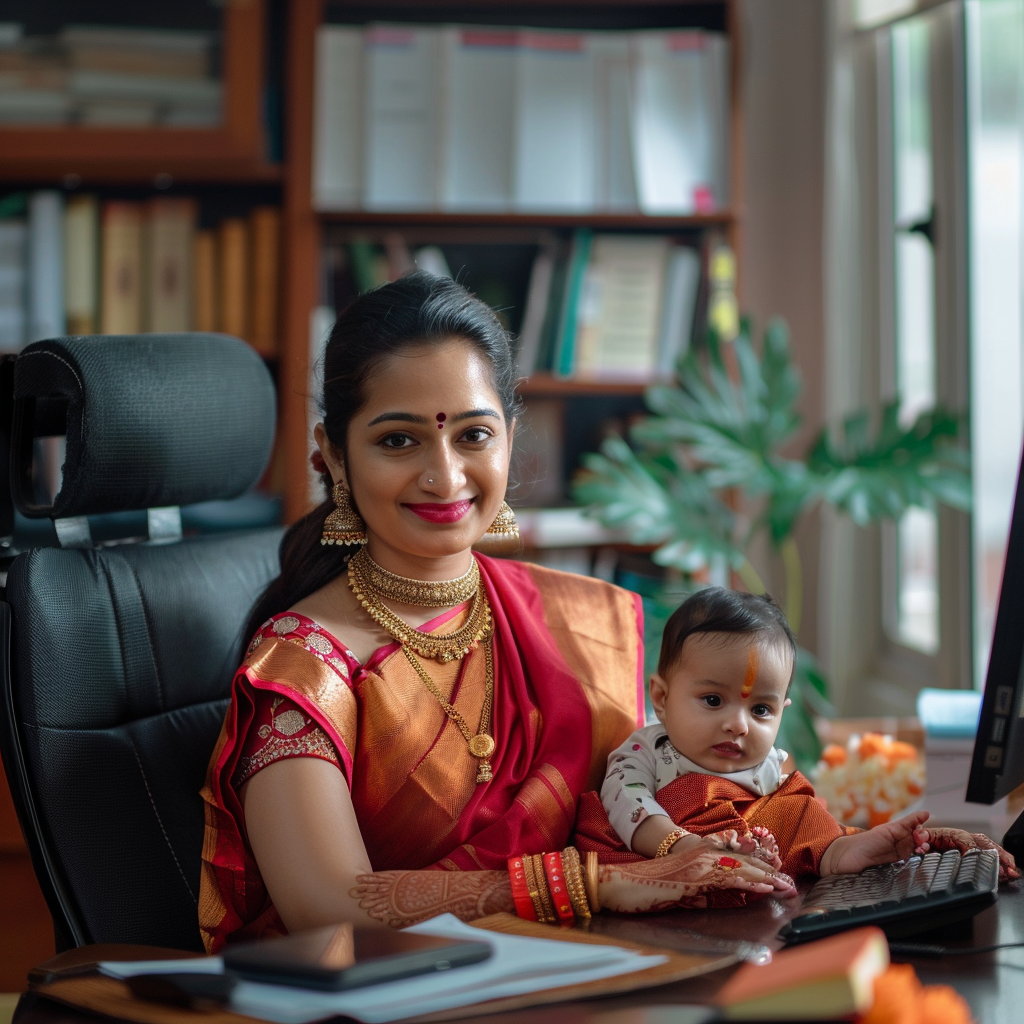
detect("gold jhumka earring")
(321, 482), (367, 546)
(485, 500), (519, 540)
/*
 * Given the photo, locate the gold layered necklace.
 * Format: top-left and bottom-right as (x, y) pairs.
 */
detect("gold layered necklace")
(347, 546), (495, 783)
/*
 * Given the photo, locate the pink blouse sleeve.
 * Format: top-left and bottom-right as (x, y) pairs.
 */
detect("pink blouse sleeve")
(232, 691), (343, 788)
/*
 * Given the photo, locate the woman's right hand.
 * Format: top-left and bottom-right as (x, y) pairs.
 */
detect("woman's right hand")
(597, 845), (797, 913)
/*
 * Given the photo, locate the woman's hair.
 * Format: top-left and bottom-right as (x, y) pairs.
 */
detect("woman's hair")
(241, 272), (521, 653)
(657, 587), (797, 679)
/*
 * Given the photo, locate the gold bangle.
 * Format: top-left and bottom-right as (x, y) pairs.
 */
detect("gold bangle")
(655, 828), (690, 858)
(522, 852), (546, 922)
(561, 847), (591, 920)
(585, 851), (601, 913)
(532, 854), (558, 924)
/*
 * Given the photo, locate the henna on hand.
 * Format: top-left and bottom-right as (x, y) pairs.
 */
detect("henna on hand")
(598, 844), (796, 914)
(350, 870), (515, 928)
(921, 828), (1019, 882)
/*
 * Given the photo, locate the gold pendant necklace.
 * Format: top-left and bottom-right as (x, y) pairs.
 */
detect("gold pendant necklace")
(404, 638), (495, 784)
(347, 548), (496, 782)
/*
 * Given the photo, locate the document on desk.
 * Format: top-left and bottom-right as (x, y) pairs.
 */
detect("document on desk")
(99, 914), (668, 1024)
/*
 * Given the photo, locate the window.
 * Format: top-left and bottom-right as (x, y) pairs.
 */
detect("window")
(825, 0), (1024, 708)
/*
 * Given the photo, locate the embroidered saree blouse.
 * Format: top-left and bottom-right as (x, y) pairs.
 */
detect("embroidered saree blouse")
(199, 555), (645, 952)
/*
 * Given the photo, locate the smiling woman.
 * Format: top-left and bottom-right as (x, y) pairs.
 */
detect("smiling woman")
(197, 273), (795, 952)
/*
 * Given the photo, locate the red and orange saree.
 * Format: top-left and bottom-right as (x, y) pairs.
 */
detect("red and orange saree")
(199, 555), (644, 952)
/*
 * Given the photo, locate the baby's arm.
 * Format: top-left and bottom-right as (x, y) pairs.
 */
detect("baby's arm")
(819, 812), (1018, 881)
(600, 736), (700, 858)
(819, 810), (930, 876)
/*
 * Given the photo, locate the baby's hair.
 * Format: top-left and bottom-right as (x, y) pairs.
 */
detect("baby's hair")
(657, 587), (797, 681)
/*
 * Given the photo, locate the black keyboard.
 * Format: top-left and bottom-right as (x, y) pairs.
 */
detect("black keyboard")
(779, 849), (999, 944)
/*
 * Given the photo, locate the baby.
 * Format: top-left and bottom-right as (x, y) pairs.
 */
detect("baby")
(586, 587), (1018, 884)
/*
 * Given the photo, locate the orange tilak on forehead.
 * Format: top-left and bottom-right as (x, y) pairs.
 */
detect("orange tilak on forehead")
(740, 646), (759, 698)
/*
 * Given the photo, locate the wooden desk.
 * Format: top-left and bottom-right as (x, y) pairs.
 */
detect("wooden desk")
(11, 884), (1024, 1024)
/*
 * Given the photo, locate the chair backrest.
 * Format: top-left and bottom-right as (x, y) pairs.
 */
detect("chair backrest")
(0, 334), (283, 951)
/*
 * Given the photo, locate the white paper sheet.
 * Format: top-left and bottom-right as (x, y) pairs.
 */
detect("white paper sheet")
(100, 914), (667, 1024)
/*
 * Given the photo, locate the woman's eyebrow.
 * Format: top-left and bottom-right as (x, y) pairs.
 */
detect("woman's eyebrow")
(451, 407), (501, 422)
(366, 411), (429, 426)
(366, 407), (502, 427)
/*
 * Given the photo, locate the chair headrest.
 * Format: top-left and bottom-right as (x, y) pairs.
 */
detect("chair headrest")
(12, 334), (276, 519)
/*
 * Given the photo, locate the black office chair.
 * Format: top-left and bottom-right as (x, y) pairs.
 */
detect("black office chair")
(0, 334), (283, 953)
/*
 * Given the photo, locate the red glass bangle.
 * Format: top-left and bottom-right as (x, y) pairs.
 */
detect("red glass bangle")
(507, 855), (539, 921)
(542, 851), (575, 924)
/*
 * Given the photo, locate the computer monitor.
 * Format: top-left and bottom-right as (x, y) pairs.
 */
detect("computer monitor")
(967, 436), (1024, 860)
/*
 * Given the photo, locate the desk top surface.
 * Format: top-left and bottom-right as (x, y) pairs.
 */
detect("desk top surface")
(14, 883), (1024, 1024)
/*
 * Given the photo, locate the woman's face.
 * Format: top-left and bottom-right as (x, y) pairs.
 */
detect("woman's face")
(318, 338), (513, 574)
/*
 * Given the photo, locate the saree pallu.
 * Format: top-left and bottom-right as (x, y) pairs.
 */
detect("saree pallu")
(575, 771), (850, 880)
(199, 555), (645, 952)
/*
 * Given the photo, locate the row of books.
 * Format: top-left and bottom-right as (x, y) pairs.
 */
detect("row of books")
(0, 24), (221, 126)
(0, 192), (279, 355)
(314, 25), (729, 215)
(518, 232), (702, 380)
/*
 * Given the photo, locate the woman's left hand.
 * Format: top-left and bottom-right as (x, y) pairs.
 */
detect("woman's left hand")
(917, 827), (1019, 883)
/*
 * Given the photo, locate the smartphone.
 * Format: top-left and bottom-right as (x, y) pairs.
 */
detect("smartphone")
(222, 924), (492, 991)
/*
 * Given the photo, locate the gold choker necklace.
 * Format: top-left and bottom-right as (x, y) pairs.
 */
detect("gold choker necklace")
(348, 547), (479, 607)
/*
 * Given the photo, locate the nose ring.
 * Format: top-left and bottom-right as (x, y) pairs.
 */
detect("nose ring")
(428, 478), (434, 484)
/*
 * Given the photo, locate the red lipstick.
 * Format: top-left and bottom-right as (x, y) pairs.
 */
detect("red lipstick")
(404, 499), (474, 523)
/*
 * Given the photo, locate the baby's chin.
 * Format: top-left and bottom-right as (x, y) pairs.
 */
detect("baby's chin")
(690, 751), (764, 773)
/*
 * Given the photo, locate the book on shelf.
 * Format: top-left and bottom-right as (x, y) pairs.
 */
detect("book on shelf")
(362, 26), (441, 211)
(574, 234), (670, 379)
(0, 26), (220, 127)
(27, 191), (64, 342)
(0, 218), (27, 351)
(217, 218), (248, 342)
(514, 233), (699, 380)
(630, 31), (730, 215)
(145, 198), (196, 333)
(0, 189), (281, 354)
(193, 229), (217, 333)
(249, 207), (282, 358)
(513, 31), (596, 212)
(552, 229), (593, 377)
(100, 201), (143, 334)
(313, 27), (363, 211)
(64, 194), (99, 335)
(439, 29), (517, 212)
(312, 23), (728, 215)
(591, 33), (639, 212)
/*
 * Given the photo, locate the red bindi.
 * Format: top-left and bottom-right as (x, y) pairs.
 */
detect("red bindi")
(436, 412), (446, 429)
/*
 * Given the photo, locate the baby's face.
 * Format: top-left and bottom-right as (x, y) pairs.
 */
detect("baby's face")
(650, 633), (793, 774)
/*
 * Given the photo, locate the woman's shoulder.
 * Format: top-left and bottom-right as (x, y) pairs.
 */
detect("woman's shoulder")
(246, 612), (361, 679)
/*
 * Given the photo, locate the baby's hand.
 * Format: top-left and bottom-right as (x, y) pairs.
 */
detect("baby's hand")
(701, 827), (784, 872)
(821, 810), (931, 876)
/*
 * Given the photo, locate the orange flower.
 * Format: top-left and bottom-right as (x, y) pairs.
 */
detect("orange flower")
(860, 964), (974, 1024)
(859, 733), (890, 759)
(820, 743), (848, 767)
(887, 741), (919, 763)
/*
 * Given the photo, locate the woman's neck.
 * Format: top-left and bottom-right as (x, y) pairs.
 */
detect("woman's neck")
(363, 538), (475, 583)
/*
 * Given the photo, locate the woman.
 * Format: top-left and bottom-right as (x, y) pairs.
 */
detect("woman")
(199, 274), (794, 952)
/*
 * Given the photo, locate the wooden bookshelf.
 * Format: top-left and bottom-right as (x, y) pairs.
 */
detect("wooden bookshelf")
(518, 375), (655, 397)
(0, 1), (276, 185)
(278, 0), (744, 522)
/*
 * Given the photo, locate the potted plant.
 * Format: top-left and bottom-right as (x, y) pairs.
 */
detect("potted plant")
(573, 320), (971, 768)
